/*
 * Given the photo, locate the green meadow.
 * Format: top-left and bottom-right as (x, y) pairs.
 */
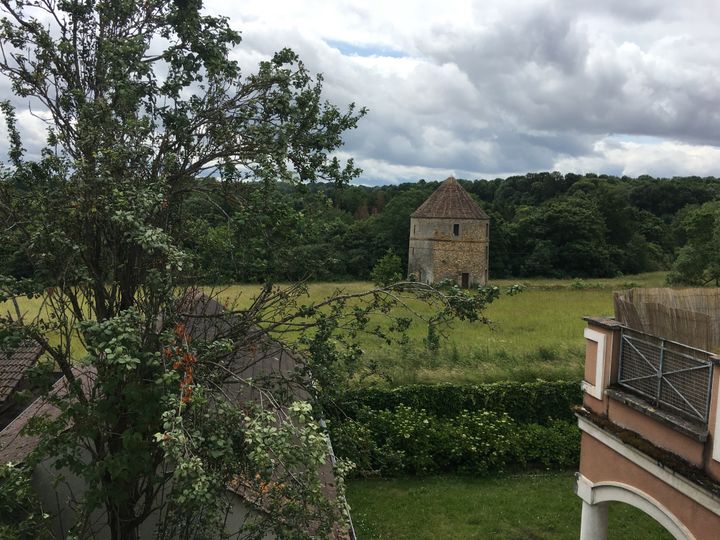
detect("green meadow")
(214, 271), (666, 385)
(4, 272), (667, 384)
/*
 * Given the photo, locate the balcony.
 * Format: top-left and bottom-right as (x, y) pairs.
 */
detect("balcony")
(577, 315), (720, 540)
(580, 316), (720, 475)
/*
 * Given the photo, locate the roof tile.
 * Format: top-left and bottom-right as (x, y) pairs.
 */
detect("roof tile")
(0, 341), (42, 402)
(411, 177), (489, 220)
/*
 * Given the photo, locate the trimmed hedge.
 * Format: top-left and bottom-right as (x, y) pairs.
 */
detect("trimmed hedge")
(325, 380), (582, 424)
(328, 406), (580, 477)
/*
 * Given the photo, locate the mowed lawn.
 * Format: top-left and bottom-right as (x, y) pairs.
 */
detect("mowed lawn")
(347, 474), (673, 540)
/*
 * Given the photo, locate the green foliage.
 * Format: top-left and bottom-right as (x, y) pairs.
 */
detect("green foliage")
(0, 463), (50, 539)
(4, 166), (717, 284)
(370, 249), (403, 286)
(0, 0), (370, 536)
(327, 380), (582, 477)
(329, 405), (579, 477)
(0, 2), (504, 532)
(324, 381), (582, 424)
(517, 419), (581, 469)
(570, 278), (590, 290)
(154, 397), (341, 539)
(667, 201), (720, 285)
(446, 410), (519, 473)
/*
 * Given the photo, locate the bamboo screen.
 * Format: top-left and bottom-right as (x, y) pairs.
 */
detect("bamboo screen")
(613, 288), (720, 353)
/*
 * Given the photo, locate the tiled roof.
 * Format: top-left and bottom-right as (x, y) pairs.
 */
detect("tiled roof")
(0, 367), (95, 464)
(411, 177), (489, 220)
(179, 291), (308, 403)
(0, 341), (42, 403)
(0, 296), (307, 464)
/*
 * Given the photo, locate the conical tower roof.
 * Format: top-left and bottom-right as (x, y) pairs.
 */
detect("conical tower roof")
(411, 177), (489, 219)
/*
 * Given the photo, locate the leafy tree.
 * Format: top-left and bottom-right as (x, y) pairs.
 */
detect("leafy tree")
(0, 1), (498, 538)
(369, 186), (432, 265)
(668, 201), (720, 285)
(513, 196), (612, 277)
(370, 249), (403, 286)
(0, 0), (362, 537)
(169, 172), (720, 281)
(337, 218), (382, 279)
(0, 463), (50, 539)
(629, 178), (718, 217)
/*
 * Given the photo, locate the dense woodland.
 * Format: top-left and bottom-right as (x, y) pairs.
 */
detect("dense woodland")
(168, 172), (720, 282)
(3, 172), (720, 283)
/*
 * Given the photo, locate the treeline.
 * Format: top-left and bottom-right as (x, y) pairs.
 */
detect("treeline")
(3, 172), (719, 282)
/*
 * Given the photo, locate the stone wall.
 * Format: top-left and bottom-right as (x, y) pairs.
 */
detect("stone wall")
(408, 217), (489, 286)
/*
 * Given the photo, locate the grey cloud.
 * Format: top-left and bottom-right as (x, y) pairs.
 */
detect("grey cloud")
(559, 0), (669, 22)
(4, 1), (720, 183)
(414, 1), (720, 153)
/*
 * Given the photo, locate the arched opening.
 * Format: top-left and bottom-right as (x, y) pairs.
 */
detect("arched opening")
(607, 502), (673, 539)
(585, 482), (695, 540)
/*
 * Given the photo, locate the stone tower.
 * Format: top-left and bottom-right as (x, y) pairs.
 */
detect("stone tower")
(408, 177), (490, 287)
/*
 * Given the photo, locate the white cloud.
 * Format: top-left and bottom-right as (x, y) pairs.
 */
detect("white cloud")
(0, 106), (52, 161)
(208, 0), (720, 182)
(554, 137), (720, 177)
(3, 0), (720, 182)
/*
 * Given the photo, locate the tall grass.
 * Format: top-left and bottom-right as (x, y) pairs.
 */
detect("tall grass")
(4, 272), (667, 385)
(214, 272), (667, 386)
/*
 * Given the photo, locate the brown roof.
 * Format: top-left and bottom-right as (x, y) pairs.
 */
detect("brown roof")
(0, 377), (64, 463)
(179, 291), (309, 403)
(0, 366), (95, 464)
(411, 177), (489, 220)
(0, 341), (42, 402)
(178, 292), (350, 537)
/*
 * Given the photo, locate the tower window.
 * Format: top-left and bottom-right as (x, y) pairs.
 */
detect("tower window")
(453, 223), (460, 236)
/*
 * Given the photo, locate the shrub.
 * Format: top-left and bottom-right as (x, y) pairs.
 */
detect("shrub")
(325, 380), (582, 424)
(370, 249), (403, 286)
(516, 420), (581, 469)
(446, 411), (518, 474)
(0, 463), (49, 539)
(361, 406), (439, 474)
(328, 406), (580, 477)
(329, 419), (376, 474)
(570, 278), (589, 290)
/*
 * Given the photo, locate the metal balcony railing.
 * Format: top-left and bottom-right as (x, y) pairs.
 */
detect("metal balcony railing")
(618, 327), (716, 424)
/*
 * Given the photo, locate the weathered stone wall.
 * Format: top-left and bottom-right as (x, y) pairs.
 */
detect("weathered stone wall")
(408, 217), (489, 286)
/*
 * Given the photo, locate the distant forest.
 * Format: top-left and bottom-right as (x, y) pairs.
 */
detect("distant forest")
(4, 172), (719, 283)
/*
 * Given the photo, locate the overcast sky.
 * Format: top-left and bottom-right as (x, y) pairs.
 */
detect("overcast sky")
(3, 1), (720, 185)
(203, 0), (720, 185)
